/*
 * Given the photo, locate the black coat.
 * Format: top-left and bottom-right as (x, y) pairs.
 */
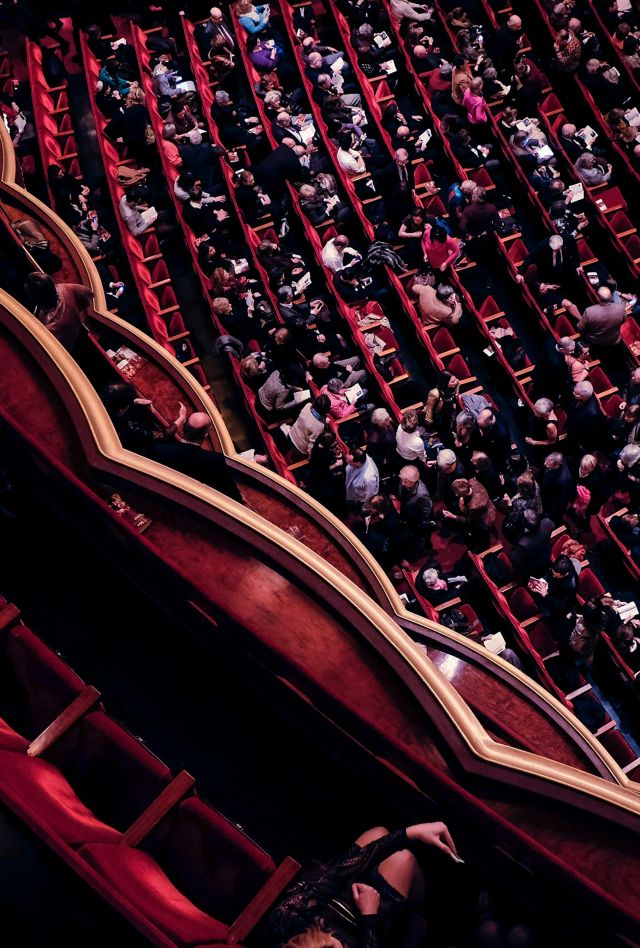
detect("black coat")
(255, 145), (308, 194)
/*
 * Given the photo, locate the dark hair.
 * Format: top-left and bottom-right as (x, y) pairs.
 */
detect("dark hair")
(189, 185), (203, 201)
(25, 272), (57, 309)
(47, 164), (64, 182)
(552, 554), (573, 578)
(430, 224), (448, 242)
(509, 452), (528, 477)
(438, 370), (454, 388)
(452, 53), (466, 67)
(177, 171), (195, 190)
(102, 382), (137, 414)
(350, 448), (367, 464)
(337, 131), (354, 150)
(550, 200), (568, 218)
(582, 598), (604, 632)
(313, 394), (331, 415)
(315, 429), (336, 450)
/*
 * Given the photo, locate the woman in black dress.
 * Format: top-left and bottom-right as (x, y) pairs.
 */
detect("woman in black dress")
(265, 821), (458, 947)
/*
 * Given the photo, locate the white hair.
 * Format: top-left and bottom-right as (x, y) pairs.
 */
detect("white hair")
(574, 381), (593, 398)
(371, 408), (390, 426)
(534, 398), (554, 415)
(621, 444), (640, 467)
(436, 448), (457, 469)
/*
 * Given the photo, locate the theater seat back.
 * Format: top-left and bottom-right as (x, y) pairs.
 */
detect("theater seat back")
(144, 796), (275, 923)
(0, 625), (85, 739)
(45, 710), (172, 831)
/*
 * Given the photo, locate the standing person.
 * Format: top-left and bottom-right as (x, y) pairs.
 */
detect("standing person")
(396, 409), (427, 466)
(577, 286), (626, 364)
(422, 223), (461, 273)
(396, 464), (433, 559)
(288, 395), (330, 457)
(442, 477), (496, 550)
(541, 451), (575, 526)
(266, 821), (458, 947)
(151, 411), (244, 502)
(345, 449), (380, 507)
(24, 273), (93, 352)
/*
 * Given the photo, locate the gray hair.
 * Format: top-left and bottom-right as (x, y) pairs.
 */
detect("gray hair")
(620, 444), (640, 468)
(534, 398), (554, 415)
(437, 448), (457, 469)
(399, 464), (421, 483)
(557, 336), (575, 353)
(546, 451), (564, 466)
(371, 407), (391, 427)
(421, 568), (439, 586)
(326, 377), (344, 394)
(574, 380), (593, 398)
(215, 89), (231, 105)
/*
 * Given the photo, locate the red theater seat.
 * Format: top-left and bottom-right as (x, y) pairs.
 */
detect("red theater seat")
(45, 710), (173, 832)
(0, 624), (85, 740)
(79, 841), (228, 943)
(0, 751), (121, 846)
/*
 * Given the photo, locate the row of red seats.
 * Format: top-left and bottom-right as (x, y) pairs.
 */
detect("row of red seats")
(24, 34), (136, 317)
(0, 595), (299, 946)
(272, 0), (479, 388)
(469, 535), (640, 771)
(538, 92), (640, 281)
(333, 0), (595, 428)
(25, 39), (81, 198)
(153, 19), (384, 475)
(228, 7), (432, 417)
(133, 20), (306, 482)
(79, 30), (207, 387)
(510, 0), (640, 217)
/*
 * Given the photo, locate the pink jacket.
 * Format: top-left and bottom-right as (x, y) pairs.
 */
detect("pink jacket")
(463, 88), (488, 124)
(321, 384), (357, 419)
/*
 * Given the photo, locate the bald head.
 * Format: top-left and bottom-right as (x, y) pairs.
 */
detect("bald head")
(183, 412), (212, 444)
(477, 408), (495, 428)
(597, 286), (612, 304)
(507, 14), (522, 29)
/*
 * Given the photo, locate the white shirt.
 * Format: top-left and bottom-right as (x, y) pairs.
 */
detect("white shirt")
(396, 426), (427, 461)
(345, 456), (380, 504)
(321, 239), (361, 273)
(337, 147), (366, 176)
(390, 0), (433, 20)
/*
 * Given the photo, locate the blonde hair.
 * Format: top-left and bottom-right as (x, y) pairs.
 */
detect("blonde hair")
(125, 86), (146, 107)
(233, 0), (254, 14)
(283, 929), (340, 948)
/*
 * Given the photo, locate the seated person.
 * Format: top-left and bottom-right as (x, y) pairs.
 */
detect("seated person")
(299, 182), (351, 226)
(266, 821), (457, 946)
(412, 280), (462, 325)
(517, 234), (581, 317)
(235, 169), (277, 223)
(416, 565), (467, 604)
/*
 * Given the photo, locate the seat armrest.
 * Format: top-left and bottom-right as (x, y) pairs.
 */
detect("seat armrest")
(228, 856), (301, 944)
(121, 770), (195, 847)
(28, 685), (101, 757)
